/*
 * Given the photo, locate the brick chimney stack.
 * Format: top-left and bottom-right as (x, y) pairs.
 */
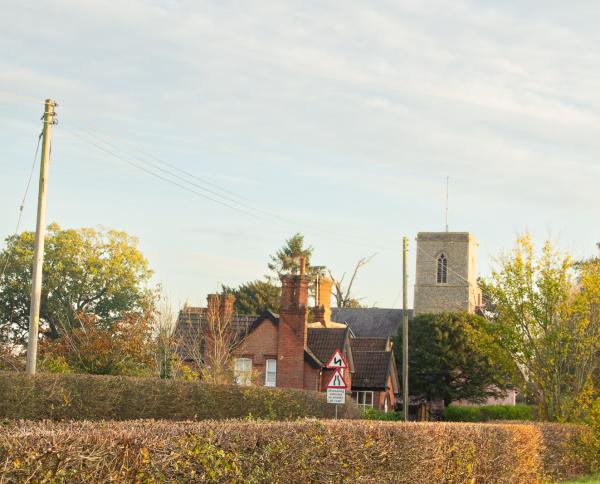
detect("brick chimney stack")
(206, 293), (235, 322)
(207, 294), (220, 318)
(277, 256), (309, 388)
(312, 275), (333, 326)
(220, 293), (235, 322)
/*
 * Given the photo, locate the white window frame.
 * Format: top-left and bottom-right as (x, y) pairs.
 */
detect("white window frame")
(265, 358), (276, 387)
(352, 390), (374, 410)
(234, 357), (252, 385)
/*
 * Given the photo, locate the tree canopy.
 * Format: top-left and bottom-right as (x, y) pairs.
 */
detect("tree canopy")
(221, 280), (281, 315)
(268, 233), (314, 277)
(222, 233), (312, 314)
(0, 223), (152, 345)
(225, 233), (372, 311)
(394, 312), (518, 406)
(485, 235), (600, 421)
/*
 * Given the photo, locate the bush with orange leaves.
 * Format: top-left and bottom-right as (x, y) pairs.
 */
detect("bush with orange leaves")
(41, 310), (156, 376)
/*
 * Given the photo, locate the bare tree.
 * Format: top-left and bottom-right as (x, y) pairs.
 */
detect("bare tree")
(329, 254), (377, 308)
(174, 306), (204, 378)
(0, 342), (22, 371)
(153, 296), (178, 379)
(201, 296), (244, 384)
(174, 296), (245, 384)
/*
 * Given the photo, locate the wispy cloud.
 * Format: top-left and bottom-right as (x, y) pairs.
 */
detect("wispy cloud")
(1, 0), (599, 307)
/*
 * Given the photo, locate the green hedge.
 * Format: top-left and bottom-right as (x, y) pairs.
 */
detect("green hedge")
(443, 404), (533, 422)
(0, 419), (593, 482)
(0, 372), (357, 421)
(362, 407), (404, 421)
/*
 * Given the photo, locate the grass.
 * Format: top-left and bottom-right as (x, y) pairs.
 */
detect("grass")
(563, 472), (600, 483)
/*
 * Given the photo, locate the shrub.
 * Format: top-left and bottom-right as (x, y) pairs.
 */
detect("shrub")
(0, 419), (592, 482)
(443, 404), (533, 422)
(362, 407), (404, 421)
(0, 372), (356, 421)
(444, 405), (482, 422)
(537, 422), (599, 479)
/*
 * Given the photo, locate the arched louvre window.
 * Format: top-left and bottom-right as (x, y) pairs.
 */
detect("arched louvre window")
(437, 254), (448, 284)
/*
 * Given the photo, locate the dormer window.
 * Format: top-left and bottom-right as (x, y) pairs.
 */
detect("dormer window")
(437, 254), (448, 284)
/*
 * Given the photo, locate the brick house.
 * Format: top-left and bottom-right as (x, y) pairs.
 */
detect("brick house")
(174, 261), (399, 412)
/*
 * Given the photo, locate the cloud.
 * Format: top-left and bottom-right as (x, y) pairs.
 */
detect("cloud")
(2, 0), (599, 307)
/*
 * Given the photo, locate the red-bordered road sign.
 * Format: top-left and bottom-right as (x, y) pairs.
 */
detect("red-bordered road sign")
(326, 368), (347, 389)
(326, 348), (348, 369)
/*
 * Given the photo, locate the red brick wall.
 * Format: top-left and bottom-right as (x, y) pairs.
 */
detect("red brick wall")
(235, 318), (278, 385)
(277, 309), (306, 389)
(277, 274), (309, 390)
(372, 375), (397, 411)
(303, 362), (321, 392)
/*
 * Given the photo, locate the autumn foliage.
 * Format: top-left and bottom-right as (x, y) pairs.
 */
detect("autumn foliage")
(40, 311), (155, 375)
(0, 419), (593, 483)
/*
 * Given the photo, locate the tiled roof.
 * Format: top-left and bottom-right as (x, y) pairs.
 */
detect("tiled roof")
(307, 327), (349, 365)
(350, 337), (389, 352)
(174, 307), (256, 333)
(351, 350), (394, 390)
(304, 347), (324, 368)
(332, 308), (413, 338)
(248, 311), (278, 332)
(172, 308), (256, 360)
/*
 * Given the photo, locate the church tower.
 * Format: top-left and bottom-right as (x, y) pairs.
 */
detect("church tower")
(413, 232), (482, 315)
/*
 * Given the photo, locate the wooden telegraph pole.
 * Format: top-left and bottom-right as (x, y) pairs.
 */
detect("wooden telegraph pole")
(402, 236), (409, 421)
(26, 99), (57, 375)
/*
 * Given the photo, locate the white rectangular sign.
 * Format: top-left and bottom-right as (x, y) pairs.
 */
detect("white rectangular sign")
(327, 388), (346, 404)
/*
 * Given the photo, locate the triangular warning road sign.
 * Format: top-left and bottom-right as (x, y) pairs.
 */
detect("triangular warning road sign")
(326, 348), (348, 369)
(326, 368), (347, 389)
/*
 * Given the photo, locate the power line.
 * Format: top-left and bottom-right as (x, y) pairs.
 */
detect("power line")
(61, 121), (270, 217)
(0, 91), (41, 107)
(415, 242), (475, 287)
(414, 242), (493, 315)
(0, 132), (43, 279)
(60, 114), (253, 204)
(61, 123), (398, 253)
(62, 127), (271, 222)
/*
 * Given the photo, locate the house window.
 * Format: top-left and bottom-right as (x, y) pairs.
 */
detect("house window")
(265, 359), (276, 387)
(437, 254), (448, 284)
(352, 391), (374, 409)
(234, 358), (252, 385)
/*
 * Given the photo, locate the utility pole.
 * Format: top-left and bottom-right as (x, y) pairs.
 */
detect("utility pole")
(26, 98), (57, 375)
(402, 236), (409, 421)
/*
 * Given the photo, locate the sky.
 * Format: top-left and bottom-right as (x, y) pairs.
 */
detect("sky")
(1, 0), (599, 309)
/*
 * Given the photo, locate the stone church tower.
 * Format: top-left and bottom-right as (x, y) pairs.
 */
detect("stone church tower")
(413, 232), (482, 315)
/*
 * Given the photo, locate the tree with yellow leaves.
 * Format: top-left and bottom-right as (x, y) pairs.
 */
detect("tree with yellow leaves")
(0, 223), (152, 345)
(487, 235), (600, 421)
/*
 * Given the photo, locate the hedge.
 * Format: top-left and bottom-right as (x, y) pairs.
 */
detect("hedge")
(0, 420), (593, 482)
(0, 372), (356, 421)
(362, 407), (405, 421)
(443, 404), (533, 422)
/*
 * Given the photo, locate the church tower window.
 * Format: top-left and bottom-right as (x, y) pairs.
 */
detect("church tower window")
(437, 254), (448, 284)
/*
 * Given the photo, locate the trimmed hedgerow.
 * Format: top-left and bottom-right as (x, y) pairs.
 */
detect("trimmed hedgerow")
(0, 372), (357, 421)
(362, 407), (405, 421)
(0, 419), (593, 482)
(443, 404), (533, 422)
